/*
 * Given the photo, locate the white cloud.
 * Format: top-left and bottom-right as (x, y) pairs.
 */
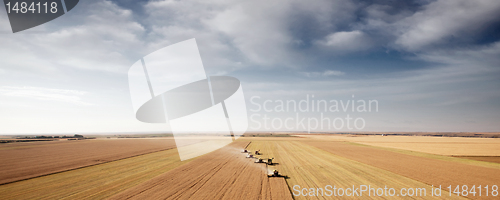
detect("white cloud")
(142, 0), (359, 69)
(394, 0), (500, 51)
(206, 3), (294, 66)
(0, 0), (145, 75)
(414, 41), (500, 67)
(301, 70), (345, 78)
(318, 31), (372, 52)
(0, 0), (499, 133)
(138, 0), (248, 75)
(207, 0), (358, 67)
(0, 86), (93, 106)
(143, 0), (298, 68)
(322, 70), (345, 76)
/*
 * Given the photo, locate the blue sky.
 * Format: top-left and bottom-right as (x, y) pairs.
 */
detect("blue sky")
(0, 0), (499, 134)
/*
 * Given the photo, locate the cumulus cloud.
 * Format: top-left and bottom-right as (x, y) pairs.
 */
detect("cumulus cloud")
(393, 0), (500, 51)
(317, 31), (372, 52)
(140, 0), (359, 69)
(1, 0), (498, 74)
(1, 0), (500, 133)
(0, 0), (145, 76)
(140, 1), (248, 75)
(206, 2), (294, 66)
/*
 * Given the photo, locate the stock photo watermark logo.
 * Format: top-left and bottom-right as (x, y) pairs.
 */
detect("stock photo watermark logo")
(128, 38), (248, 161)
(3, 0), (79, 33)
(249, 95), (379, 133)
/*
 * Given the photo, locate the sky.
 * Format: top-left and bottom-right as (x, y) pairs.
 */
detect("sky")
(0, 0), (499, 134)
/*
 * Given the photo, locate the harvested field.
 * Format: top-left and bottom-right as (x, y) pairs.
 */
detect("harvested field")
(0, 148), (189, 199)
(0, 138), (176, 185)
(247, 139), (464, 200)
(299, 135), (500, 156)
(306, 140), (500, 199)
(1, 135), (498, 199)
(455, 156), (500, 164)
(110, 141), (292, 200)
(269, 178), (292, 199)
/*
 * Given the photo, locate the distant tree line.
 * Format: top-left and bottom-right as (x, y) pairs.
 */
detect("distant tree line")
(18, 134), (92, 139)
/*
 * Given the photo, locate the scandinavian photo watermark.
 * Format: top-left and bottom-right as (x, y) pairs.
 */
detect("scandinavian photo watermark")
(128, 38), (248, 161)
(292, 185), (498, 197)
(249, 95), (378, 132)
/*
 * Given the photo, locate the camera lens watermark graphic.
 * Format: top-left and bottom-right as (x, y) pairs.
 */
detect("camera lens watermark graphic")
(128, 38), (248, 161)
(3, 0), (79, 33)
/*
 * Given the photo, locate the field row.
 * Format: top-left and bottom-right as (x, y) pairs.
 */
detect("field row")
(110, 141), (293, 200)
(305, 140), (500, 191)
(299, 135), (500, 156)
(0, 139), (177, 185)
(247, 139), (466, 200)
(2, 136), (498, 199)
(0, 148), (190, 199)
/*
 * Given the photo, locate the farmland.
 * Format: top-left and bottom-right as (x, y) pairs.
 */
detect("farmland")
(304, 140), (500, 199)
(0, 138), (176, 184)
(0, 148), (189, 199)
(109, 141), (293, 200)
(247, 139), (464, 199)
(0, 134), (499, 199)
(299, 135), (500, 156)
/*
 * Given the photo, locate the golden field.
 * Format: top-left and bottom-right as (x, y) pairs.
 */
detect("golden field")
(0, 138), (177, 184)
(0, 148), (189, 199)
(0, 134), (498, 199)
(248, 141), (460, 199)
(299, 134), (500, 156)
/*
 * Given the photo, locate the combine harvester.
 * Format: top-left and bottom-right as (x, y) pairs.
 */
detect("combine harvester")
(264, 157), (286, 178)
(255, 157), (274, 165)
(241, 149), (254, 158)
(268, 169), (287, 178)
(245, 149), (287, 178)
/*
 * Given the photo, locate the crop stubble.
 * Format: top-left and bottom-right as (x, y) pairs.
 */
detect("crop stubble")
(0, 139), (176, 185)
(109, 141), (293, 200)
(299, 135), (500, 156)
(305, 140), (500, 199)
(0, 148), (189, 199)
(247, 139), (465, 200)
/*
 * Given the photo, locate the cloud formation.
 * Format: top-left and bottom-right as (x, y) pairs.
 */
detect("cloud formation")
(301, 70), (345, 78)
(0, 86), (92, 106)
(393, 0), (500, 51)
(317, 31), (372, 52)
(0, 0), (499, 133)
